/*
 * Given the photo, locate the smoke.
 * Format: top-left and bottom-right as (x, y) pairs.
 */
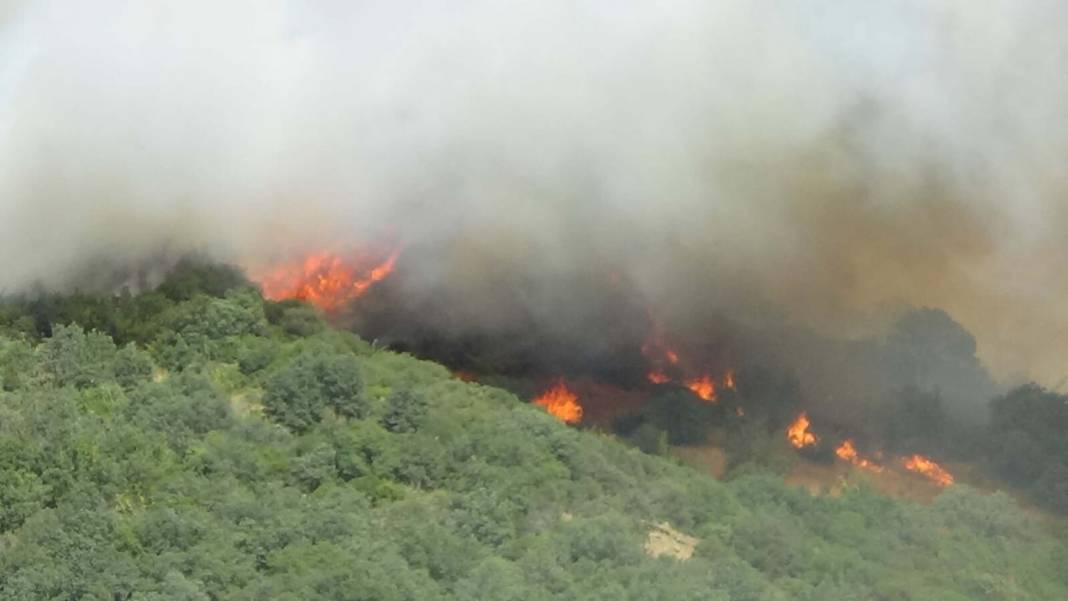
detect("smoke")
(1, 0), (1067, 386)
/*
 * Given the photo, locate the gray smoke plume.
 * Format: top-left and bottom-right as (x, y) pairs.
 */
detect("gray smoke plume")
(1, 0), (1067, 388)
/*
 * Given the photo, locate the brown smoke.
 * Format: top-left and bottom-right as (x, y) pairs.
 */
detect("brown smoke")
(1, 1), (1067, 388)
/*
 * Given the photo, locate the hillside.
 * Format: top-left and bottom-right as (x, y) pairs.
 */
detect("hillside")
(0, 267), (1066, 601)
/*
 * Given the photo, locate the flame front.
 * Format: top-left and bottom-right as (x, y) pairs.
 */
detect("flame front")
(835, 439), (884, 473)
(533, 380), (583, 424)
(256, 249), (399, 311)
(903, 454), (954, 486)
(787, 412), (818, 449)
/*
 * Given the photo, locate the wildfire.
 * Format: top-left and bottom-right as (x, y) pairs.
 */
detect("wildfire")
(903, 454), (954, 487)
(533, 380), (584, 424)
(685, 375), (717, 402)
(835, 439), (883, 473)
(787, 412), (818, 449)
(256, 249), (400, 311)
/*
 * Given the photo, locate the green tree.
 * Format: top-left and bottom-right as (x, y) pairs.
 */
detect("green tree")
(382, 389), (427, 433)
(263, 351), (366, 432)
(41, 323), (117, 388)
(157, 259), (248, 301)
(113, 343), (156, 389)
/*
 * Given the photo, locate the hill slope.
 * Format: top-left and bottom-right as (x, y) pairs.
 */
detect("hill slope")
(0, 270), (1065, 601)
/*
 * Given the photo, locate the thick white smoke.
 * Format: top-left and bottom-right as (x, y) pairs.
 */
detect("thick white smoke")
(1, 0), (1067, 384)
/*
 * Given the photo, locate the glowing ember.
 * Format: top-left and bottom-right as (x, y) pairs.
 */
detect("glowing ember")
(835, 439), (883, 473)
(787, 412), (818, 449)
(685, 375), (718, 402)
(533, 380), (583, 424)
(647, 371), (671, 384)
(256, 249), (399, 311)
(903, 454), (954, 487)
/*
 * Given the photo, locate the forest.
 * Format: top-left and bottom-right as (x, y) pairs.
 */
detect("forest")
(0, 261), (1066, 601)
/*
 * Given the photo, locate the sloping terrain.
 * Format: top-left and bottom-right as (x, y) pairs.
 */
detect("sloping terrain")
(0, 269), (1065, 601)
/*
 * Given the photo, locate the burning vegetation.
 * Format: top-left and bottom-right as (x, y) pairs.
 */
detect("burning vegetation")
(904, 454), (955, 487)
(249, 249), (971, 496)
(255, 249), (399, 311)
(0, 266), (1063, 600)
(787, 412), (818, 450)
(533, 380), (584, 424)
(835, 440), (884, 474)
(685, 375), (717, 403)
(641, 316), (736, 403)
(786, 411), (955, 486)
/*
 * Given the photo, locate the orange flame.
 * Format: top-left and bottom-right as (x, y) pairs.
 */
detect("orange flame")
(533, 380), (583, 424)
(685, 375), (718, 402)
(257, 249), (399, 311)
(903, 454), (954, 487)
(787, 412), (818, 449)
(835, 439), (884, 473)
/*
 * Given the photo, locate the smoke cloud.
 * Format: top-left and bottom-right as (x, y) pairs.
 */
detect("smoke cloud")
(2, 0), (1067, 386)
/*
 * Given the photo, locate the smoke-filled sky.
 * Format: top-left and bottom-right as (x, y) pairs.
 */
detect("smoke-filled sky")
(1, 0), (1067, 385)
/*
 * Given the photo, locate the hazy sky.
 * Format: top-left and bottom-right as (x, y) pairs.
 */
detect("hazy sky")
(1, 0), (1066, 384)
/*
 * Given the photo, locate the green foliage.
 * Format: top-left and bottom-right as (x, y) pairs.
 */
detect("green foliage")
(0, 336), (39, 391)
(0, 278), (1065, 601)
(271, 302), (325, 337)
(263, 350), (367, 432)
(382, 389), (428, 433)
(114, 343), (156, 389)
(630, 422), (669, 455)
(41, 323), (118, 388)
(156, 258), (249, 301)
(987, 384), (1068, 512)
(162, 289), (267, 342)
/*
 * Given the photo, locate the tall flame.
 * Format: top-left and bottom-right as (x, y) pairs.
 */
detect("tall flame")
(835, 439), (884, 473)
(256, 249), (399, 311)
(787, 412), (818, 449)
(903, 454), (954, 487)
(533, 380), (584, 424)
